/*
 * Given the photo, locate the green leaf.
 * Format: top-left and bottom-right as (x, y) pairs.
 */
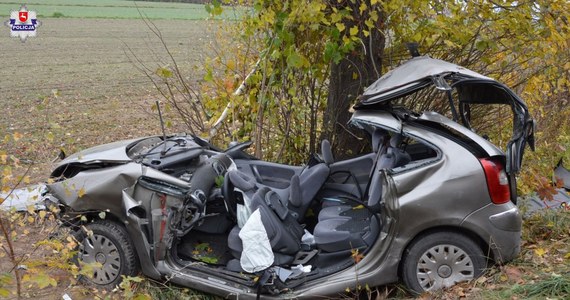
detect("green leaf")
(155, 67), (173, 79)
(214, 175), (224, 187)
(204, 69), (213, 82)
(286, 52), (306, 68)
(28, 273), (57, 289)
(475, 40), (488, 51)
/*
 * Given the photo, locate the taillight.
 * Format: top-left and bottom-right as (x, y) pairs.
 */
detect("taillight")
(479, 158), (511, 204)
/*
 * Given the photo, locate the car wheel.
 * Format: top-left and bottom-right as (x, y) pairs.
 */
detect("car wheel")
(401, 231), (487, 294)
(74, 220), (139, 288)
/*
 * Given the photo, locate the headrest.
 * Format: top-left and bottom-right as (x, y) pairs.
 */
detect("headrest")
(387, 147), (412, 168)
(389, 133), (405, 148)
(321, 139), (334, 165)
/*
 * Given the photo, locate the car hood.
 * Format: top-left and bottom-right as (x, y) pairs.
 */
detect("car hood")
(55, 138), (139, 167)
(357, 56), (492, 105)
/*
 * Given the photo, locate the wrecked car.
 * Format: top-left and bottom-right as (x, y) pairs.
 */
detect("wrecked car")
(44, 56), (534, 298)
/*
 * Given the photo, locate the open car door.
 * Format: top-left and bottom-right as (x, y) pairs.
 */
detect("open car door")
(354, 56), (535, 175)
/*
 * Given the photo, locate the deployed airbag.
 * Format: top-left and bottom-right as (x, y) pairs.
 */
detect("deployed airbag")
(239, 209), (274, 272)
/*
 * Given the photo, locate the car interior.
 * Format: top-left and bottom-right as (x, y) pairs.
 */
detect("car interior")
(169, 125), (439, 288)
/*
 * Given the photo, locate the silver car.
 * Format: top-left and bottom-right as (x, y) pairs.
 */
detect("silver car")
(44, 56), (534, 298)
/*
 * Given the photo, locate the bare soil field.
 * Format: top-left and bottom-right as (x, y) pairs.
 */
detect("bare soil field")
(1, 18), (216, 183)
(1, 17), (219, 299)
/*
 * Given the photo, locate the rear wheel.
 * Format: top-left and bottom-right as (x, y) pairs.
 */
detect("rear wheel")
(401, 231), (487, 294)
(74, 220), (139, 288)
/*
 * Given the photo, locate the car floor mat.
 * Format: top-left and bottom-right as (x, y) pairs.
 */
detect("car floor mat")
(177, 231), (234, 266)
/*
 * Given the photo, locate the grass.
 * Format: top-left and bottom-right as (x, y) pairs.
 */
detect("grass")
(511, 274), (570, 299)
(0, 0), (244, 20)
(431, 208), (570, 299)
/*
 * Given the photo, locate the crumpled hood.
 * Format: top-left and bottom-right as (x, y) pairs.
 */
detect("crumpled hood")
(55, 138), (140, 167)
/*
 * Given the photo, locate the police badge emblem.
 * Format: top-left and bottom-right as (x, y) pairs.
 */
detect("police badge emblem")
(5, 5), (41, 42)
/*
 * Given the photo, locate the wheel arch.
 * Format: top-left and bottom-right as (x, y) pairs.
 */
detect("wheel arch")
(397, 225), (492, 277)
(74, 218), (140, 288)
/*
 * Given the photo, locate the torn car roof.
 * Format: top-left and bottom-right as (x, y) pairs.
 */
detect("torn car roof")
(357, 56), (492, 106)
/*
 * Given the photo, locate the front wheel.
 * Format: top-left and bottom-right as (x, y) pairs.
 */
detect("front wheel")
(74, 220), (139, 288)
(401, 231), (487, 294)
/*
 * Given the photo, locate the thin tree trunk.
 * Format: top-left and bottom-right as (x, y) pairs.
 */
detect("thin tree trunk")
(322, 3), (385, 159)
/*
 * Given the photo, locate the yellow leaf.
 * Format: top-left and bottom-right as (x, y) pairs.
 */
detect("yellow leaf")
(350, 26), (359, 36)
(359, 2), (367, 14)
(133, 294), (152, 300)
(39, 210), (47, 219)
(335, 23), (345, 32)
(535, 248), (546, 257)
(78, 187), (86, 198)
(370, 11), (379, 22)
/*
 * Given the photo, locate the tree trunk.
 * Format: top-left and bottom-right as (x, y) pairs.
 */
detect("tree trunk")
(322, 7), (385, 159)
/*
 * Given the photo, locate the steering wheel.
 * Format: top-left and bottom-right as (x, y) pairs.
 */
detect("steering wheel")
(222, 172), (238, 221)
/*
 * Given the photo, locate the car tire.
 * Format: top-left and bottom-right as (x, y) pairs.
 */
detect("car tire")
(401, 231), (487, 294)
(74, 220), (139, 289)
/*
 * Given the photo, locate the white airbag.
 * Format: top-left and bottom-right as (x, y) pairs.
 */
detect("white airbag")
(239, 208), (274, 272)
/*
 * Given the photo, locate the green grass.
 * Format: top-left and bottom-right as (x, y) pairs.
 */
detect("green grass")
(511, 274), (570, 299)
(0, 0), (244, 20)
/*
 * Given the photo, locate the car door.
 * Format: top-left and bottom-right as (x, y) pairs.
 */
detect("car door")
(453, 78), (535, 174)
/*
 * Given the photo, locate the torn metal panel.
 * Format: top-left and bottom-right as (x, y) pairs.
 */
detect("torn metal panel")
(47, 162), (144, 217)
